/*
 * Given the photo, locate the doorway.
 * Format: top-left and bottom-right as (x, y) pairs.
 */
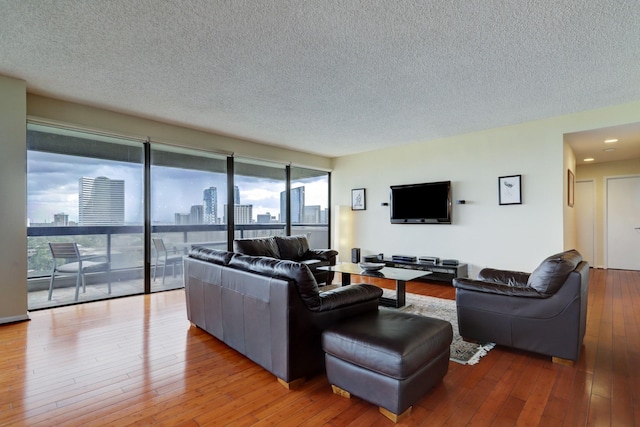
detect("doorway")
(606, 175), (640, 270)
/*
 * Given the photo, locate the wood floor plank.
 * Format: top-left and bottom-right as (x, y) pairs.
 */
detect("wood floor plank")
(1, 268), (639, 426)
(514, 365), (557, 425)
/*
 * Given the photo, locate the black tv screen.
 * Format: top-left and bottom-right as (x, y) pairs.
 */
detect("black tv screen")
(390, 181), (452, 224)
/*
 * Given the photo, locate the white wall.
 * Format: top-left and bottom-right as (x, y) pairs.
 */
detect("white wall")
(0, 75), (28, 323)
(331, 101), (640, 276)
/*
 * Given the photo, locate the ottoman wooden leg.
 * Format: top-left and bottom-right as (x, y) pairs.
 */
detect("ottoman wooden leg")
(277, 377), (305, 389)
(379, 406), (412, 423)
(331, 385), (351, 398)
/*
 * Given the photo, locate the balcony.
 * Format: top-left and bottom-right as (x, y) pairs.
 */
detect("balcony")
(27, 223), (329, 310)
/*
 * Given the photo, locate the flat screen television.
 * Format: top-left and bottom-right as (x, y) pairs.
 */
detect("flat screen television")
(390, 181), (452, 224)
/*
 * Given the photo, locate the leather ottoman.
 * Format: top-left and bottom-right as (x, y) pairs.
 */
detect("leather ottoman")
(322, 310), (452, 423)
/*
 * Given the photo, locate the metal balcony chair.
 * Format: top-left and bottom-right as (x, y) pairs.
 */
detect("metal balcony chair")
(48, 242), (111, 301)
(152, 238), (183, 285)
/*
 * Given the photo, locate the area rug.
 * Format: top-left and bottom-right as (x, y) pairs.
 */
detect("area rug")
(322, 285), (494, 365)
(380, 289), (495, 365)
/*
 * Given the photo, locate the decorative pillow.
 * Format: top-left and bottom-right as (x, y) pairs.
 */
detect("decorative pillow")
(229, 254), (320, 310)
(233, 237), (280, 259)
(527, 249), (582, 295)
(274, 235), (310, 261)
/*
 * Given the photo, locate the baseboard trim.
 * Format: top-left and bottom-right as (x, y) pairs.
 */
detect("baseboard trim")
(0, 313), (30, 325)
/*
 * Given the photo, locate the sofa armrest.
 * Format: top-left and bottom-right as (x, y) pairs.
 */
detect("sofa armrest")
(318, 284), (383, 311)
(477, 268), (530, 287)
(304, 249), (338, 262)
(453, 278), (545, 298)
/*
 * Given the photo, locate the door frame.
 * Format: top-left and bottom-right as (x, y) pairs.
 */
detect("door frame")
(604, 174), (640, 270)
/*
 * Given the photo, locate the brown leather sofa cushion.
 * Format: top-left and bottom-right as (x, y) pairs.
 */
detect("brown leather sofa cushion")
(229, 254), (321, 310)
(188, 246), (233, 265)
(527, 249), (582, 295)
(274, 235), (309, 260)
(233, 237), (281, 259)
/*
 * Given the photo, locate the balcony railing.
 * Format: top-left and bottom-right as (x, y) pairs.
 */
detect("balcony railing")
(27, 223), (329, 279)
(27, 223), (329, 310)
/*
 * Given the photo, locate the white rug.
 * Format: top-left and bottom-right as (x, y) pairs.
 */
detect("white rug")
(380, 289), (495, 365)
(322, 285), (494, 365)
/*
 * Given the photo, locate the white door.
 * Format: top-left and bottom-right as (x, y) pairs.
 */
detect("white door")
(576, 180), (595, 266)
(607, 175), (640, 270)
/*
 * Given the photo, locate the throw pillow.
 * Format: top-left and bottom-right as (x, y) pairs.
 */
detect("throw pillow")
(233, 237), (281, 259)
(274, 235), (310, 261)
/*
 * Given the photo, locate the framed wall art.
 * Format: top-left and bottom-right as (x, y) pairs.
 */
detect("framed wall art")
(498, 175), (522, 205)
(568, 169), (575, 207)
(351, 188), (366, 210)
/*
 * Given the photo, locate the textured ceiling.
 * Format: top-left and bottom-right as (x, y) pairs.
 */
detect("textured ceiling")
(1, 0), (639, 158)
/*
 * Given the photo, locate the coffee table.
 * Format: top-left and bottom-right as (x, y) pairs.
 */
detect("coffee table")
(318, 263), (431, 308)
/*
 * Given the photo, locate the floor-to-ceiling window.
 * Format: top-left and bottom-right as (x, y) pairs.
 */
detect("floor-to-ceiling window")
(26, 124), (331, 309)
(290, 166), (331, 248)
(27, 123), (145, 309)
(150, 144), (227, 291)
(233, 158), (287, 239)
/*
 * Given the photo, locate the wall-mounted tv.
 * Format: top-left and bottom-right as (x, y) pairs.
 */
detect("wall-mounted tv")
(390, 181), (452, 224)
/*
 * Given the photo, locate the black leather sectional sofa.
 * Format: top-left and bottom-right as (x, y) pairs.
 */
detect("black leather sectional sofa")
(184, 246), (382, 387)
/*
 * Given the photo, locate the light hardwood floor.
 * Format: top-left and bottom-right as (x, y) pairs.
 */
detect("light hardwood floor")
(1, 268), (638, 426)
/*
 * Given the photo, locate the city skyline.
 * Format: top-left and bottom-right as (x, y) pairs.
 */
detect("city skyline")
(27, 150), (328, 225)
(173, 184), (328, 225)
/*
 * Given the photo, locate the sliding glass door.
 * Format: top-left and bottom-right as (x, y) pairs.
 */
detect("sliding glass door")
(290, 166), (331, 249)
(27, 124), (144, 309)
(150, 144), (227, 291)
(233, 158), (287, 239)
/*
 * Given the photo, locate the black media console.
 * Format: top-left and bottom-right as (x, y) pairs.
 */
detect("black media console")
(383, 258), (468, 285)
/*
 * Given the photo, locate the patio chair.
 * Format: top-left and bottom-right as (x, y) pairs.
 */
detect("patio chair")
(48, 242), (111, 301)
(152, 238), (183, 285)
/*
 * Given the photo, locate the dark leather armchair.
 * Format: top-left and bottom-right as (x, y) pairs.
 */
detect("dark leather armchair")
(453, 250), (589, 362)
(233, 235), (337, 285)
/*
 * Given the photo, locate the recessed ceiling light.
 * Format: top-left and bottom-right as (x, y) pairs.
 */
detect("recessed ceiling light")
(584, 158), (595, 162)
(604, 148), (616, 152)
(604, 139), (618, 143)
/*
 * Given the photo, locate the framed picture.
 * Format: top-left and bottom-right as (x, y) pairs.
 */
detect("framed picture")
(351, 188), (366, 210)
(568, 169), (575, 207)
(498, 175), (522, 205)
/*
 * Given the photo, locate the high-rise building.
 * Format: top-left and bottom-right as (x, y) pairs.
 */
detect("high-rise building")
(174, 213), (190, 225)
(256, 212), (275, 223)
(203, 187), (217, 224)
(79, 176), (125, 225)
(234, 185), (240, 205)
(321, 208), (328, 224)
(189, 205), (204, 224)
(53, 212), (68, 226)
(225, 204), (253, 224)
(280, 186), (305, 223)
(304, 205), (321, 223)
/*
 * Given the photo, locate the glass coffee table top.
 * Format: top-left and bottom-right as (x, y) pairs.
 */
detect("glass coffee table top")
(319, 263), (431, 307)
(320, 263), (430, 282)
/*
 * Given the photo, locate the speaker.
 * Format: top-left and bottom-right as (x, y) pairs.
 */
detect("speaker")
(351, 248), (361, 263)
